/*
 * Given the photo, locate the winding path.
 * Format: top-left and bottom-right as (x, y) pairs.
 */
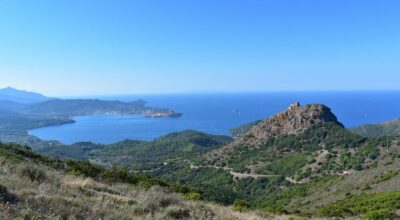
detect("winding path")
(189, 162), (301, 183)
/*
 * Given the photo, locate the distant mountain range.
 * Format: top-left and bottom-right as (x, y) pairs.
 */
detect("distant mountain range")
(0, 87), (50, 103)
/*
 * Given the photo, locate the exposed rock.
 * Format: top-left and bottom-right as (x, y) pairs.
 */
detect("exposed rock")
(288, 102), (301, 110)
(206, 103), (343, 158)
(240, 103), (343, 146)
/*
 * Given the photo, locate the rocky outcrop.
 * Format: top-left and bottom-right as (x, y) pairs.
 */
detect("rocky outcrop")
(239, 103), (343, 146)
(206, 103), (343, 159)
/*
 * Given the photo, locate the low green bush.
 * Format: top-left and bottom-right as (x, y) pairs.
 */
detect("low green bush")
(17, 165), (47, 183)
(233, 199), (250, 212)
(375, 170), (398, 183)
(316, 191), (400, 219)
(165, 206), (191, 219)
(365, 209), (394, 220)
(184, 192), (201, 201)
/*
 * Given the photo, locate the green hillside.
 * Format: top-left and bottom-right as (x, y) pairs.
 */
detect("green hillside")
(350, 119), (400, 137)
(40, 130), (233, 170)
(0, 142), (270, 220)
(152, 124), (400, 216)
(3, 102), (400, 219)
(230, 120), (261, 137)
(148, 104), (400, 219)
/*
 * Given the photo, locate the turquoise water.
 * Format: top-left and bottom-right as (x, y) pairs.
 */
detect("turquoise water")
(29, 92), (400, 144)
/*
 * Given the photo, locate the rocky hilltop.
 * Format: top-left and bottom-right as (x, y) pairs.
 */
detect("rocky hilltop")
(156, 102), (400, 219)
(203, 102), (388, 179)
(240, 102), (343, 145)
(216, 103), (343, 154)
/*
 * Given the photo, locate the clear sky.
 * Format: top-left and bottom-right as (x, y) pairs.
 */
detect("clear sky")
(0, 0), (399, 96)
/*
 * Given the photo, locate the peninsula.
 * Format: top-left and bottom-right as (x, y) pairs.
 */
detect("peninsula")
(0, 87), (182, 148)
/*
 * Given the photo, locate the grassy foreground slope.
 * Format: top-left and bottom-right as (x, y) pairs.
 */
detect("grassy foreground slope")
(0, 143), (272, 220)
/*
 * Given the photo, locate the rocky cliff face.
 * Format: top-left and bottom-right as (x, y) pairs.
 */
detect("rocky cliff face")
(239, 102), (343, 146)
(206, 103), (343, 159)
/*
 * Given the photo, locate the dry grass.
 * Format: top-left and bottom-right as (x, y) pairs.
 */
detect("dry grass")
(0, 157), (295, 220)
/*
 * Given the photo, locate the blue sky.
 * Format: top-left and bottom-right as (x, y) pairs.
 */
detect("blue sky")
(0, 0), (399, 96)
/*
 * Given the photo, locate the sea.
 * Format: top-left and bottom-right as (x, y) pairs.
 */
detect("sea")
(29, 92), (400, 144)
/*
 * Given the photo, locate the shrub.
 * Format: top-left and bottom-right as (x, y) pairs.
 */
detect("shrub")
(191, 204), (215, 219)
(17, 165), (47, 183)
(362, 184), (372, 191)
(265, 153), (308, 176)
(102, 167), (129, 182)
(67, 160), (104, 178)
(375, 170), (398, 183)
(233, 199), (250, 212)
(365, 209), (394, 220)
(316, 191), (400, 219)
(184, 192), (201, 201)
(288, 217), (309, 220)
(158, 196), (177, 208)
(132, 205), (150, 216)
(0, 184), (17, 203)
(165, 206), (191, 219)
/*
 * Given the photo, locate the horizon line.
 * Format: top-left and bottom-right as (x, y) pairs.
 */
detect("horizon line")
(2, 86), (400, 98)
(59, 89), (400, 98)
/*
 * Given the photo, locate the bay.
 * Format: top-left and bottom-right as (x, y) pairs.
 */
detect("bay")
(29, 92), (400, 144)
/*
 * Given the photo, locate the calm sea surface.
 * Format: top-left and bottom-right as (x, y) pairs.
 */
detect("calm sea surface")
(29, 92), (400, 144)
